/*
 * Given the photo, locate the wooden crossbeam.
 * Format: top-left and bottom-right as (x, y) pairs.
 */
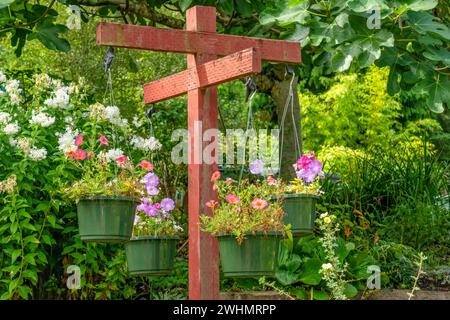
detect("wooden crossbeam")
(143, 48), (261, 104)
(97, 22), (301, 64)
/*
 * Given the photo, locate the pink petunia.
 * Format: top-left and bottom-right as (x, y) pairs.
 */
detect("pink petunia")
(206, 200), (218, 209)
(210, 170), (221, 182)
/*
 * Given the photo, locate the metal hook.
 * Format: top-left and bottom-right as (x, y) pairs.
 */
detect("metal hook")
(245, 76), (257, 102)
(103, 47), (115, 72)
(146, 104), (157, 119)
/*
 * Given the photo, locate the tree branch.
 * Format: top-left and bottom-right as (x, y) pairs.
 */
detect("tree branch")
(76, 0), (184, 29)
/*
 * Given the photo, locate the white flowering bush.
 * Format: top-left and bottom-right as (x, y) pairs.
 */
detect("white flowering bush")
(0, 70), (171, 299)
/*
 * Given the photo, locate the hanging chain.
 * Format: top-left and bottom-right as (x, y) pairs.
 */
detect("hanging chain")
(278, 71), (301, 178)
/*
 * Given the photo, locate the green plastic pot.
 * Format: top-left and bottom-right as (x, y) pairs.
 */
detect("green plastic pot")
(125, 236), (178, 276)
(217, 231), (283, 278)
(279, 194), (318, 236)
(77, 196), (136, 243)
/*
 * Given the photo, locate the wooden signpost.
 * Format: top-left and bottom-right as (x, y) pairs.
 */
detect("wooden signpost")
(96, 5), (301, 300)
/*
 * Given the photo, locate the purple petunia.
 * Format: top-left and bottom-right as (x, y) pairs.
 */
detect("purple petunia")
(142, 172), (159, 187)
(146, 184), (160, 195)
(249, 159), (264, 175)
(161, 198), (175, 212)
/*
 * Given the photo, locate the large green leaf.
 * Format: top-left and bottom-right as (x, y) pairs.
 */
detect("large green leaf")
(260, 1), (309, 26)
(348, 0), (389, 12)
(406, 11), (450, 40)
(297, 258), (322, 285)
(30, 20), (70, 52)
(423, 47), (450, 68)
(0, 0), (15, 9)
(397, 0), (438, 11)
(414, 74), (450, 113)
(275, 269), (298, 285)
(178, 0), (192, 12)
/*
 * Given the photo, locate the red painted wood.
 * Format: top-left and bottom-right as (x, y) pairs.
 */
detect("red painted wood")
(143, 47), (261, 104)
(96, 22), (301, 64)
(186, 6), (220, 300)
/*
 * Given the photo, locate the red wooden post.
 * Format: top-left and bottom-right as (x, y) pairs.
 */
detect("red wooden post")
(186, 6), (220, 300)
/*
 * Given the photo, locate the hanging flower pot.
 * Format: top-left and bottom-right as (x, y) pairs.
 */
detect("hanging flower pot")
(77, 196), (136, 242)
(278, 194), (318, 236)
(217, 231), (283, 278)
(125, 236), (178, 276)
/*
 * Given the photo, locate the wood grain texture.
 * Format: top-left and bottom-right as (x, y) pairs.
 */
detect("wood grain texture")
(143, 47), (261, 104)
(96, 22), (301, 64)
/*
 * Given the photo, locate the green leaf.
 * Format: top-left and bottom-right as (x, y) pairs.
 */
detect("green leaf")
(331, 51), (353, 72)
(399, 0), (438, 11)
(22, 270), (38, 284)
(260, 1), (309, 26)
(30, 20), (70, 52)
(406, 12), (450, 40)
(11, 249), (21, 263)
(235, 0), (253, 17)
(47, 215), (56, 228)
(423, 47), (450, 68)
(312, 288), (329, 300)
(10, 221), (18, 234)
(0, 0), (14, 9)
(414, 73), (450, 113)
(291, 287), (307, 300)
(286, 254), (302, 272)
(344, 283), (358, 298)
(387, 65), (400, 95)
(298, 258), (322, 285)
(275, 269), (298, 285)
(348, 0), (389, 12)
(219, 0), (234, 15)
(178, 0), (192, 12)
(17, 286), (31, 299)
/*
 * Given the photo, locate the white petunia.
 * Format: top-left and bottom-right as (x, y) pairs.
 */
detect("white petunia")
(29, 111), (56, 127)
(3, 122), (19, 135)
(29, 147), (47, 161)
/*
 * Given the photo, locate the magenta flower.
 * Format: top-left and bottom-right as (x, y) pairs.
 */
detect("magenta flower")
(161, 198), (175, 211)
(251, 198), (268, 210)
(226, 194), (240, 205)
(249, 159), (264, 175)
(309, 159), (323, 175)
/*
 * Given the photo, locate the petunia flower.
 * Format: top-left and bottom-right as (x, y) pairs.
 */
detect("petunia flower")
(161, 198), (175, 211)
(226, 194), (240, 205)
(266, 176), (277, 185)
(146, 185), (160, 196)
(87, 151), (94, 159)
(142, 172), (159, 187)
(249, 159), (264, 175)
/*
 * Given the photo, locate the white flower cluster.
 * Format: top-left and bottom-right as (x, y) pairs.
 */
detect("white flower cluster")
(88, 103), (128, 128)
(29, 147), (47, 161)
(3, 122), (19, 135)
(56, 127), (79, 153)
(29, 111), (56, 127)
(0, 111), (12, 124)
(5, 79), (22, 105)
(0, 175), (17, 194)
(44, 87), (70, 109)
(98, 148), (124, 162)
(130, 135), (162, 152)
